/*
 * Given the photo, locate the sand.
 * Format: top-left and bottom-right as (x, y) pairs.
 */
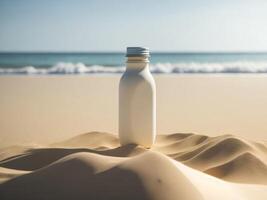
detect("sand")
(1, 75), (267, 199)
(1, 75), (267, 147)
(0, 132), (267, 200)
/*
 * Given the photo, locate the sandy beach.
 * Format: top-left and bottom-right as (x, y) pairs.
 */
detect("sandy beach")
(1, 0), (267, 199)
(0, 132), (267, 200)
(1, 75), (267, 147)
(0, 75), (267, 199)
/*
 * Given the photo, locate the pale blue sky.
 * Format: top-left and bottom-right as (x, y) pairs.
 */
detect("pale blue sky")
(0, 0), (267, 52)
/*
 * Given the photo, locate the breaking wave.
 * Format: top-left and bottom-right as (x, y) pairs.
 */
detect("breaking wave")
(1, 61), (267, 75)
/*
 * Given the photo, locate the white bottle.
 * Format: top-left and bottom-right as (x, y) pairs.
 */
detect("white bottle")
(119, 47), (156, 148)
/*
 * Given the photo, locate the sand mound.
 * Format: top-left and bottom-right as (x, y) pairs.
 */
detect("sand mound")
(0, 167), (29, 183)
(205, 152), (267, 184)
(0, 151), (203, 200)
(154, 133), (267, 184)
(0, 144), (147, 171)
(1, 132), (267, 200)
(1, 132), (266, 185)
(183, 137), (253, 170)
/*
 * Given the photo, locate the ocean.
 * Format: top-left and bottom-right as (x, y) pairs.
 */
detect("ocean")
(1, 52), (267, 75)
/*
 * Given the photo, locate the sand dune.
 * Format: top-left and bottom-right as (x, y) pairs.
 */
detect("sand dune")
(0, 152), (204, 200)
(0, 132), (267, 200)
(154, 133), (267, 184)
(0, 167), (29, 183)
(205, 152), (267, 185)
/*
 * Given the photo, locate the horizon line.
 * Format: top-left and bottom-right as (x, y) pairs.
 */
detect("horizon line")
(1, 50), (267, 54)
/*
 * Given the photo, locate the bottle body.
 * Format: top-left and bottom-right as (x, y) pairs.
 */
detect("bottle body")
(119, 51), (156, 148)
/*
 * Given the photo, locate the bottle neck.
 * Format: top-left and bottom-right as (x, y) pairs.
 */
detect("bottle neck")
(126, 56), (149, 71)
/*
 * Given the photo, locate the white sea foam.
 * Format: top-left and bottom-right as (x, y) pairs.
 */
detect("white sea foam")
(1, 61), (267, 75)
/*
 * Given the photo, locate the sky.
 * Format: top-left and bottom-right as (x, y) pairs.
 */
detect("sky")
(0, 0), (267, 52)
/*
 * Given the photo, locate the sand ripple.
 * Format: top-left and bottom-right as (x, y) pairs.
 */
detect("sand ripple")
(0, 132), (267, 200)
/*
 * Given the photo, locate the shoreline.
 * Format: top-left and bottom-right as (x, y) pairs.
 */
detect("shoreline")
(2, 73), (267, 77)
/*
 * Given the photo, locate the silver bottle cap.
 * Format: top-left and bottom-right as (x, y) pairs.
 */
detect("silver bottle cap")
(126, 47), (149, 57)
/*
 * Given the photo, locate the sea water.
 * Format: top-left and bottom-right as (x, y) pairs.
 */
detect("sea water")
(1, 52), (267, 74)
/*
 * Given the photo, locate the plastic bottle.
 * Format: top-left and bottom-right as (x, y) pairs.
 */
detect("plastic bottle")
(119, 47), (156, 148)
